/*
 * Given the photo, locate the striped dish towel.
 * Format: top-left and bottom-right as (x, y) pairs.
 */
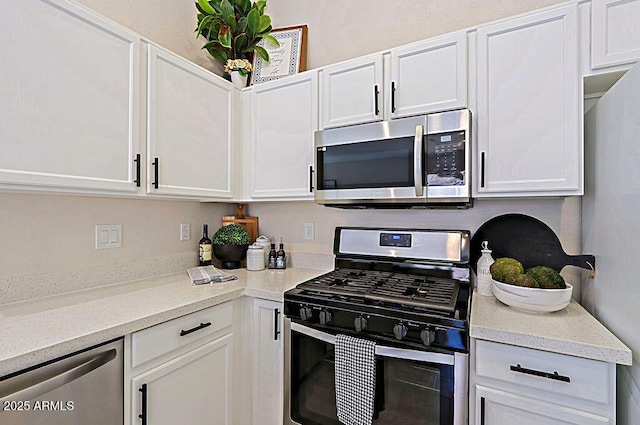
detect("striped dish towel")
(334, 334), (376, 425)
(187, 266), (237, 285)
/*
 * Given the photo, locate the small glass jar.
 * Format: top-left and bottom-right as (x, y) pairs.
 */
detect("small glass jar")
(246, 244), (265, 271)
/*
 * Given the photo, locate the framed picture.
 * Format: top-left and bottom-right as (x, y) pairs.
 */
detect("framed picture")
(251, 25), (308, 85)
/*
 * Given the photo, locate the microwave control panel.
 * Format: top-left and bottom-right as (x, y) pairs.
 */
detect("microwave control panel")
(426, 131), (466, 184)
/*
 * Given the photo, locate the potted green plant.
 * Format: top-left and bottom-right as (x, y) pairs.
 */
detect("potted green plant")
(195, 0), (279, 85)
(212, 223), (251, 269)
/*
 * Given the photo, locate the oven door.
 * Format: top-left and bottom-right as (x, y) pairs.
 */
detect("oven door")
(284, 320), (467, 425)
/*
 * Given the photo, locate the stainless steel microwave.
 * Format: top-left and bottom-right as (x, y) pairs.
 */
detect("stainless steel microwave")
(313, 109), (472, 208)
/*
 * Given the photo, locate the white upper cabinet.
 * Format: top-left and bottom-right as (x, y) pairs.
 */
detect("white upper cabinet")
(592, 0), (640, 69)
(475, 4), (582, 197)
(389, 32), (467, 119)
(0, 0), (142, 194)
(319, 32), (467, 129)
(245, 71), (318, 200)
(146, 45), (237, 199)
(320, 54), (384, 129)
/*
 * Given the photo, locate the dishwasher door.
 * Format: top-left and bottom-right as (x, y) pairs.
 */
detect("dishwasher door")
(0, 338), (123, 425)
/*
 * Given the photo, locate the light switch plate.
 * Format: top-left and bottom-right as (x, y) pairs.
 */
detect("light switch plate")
(96, 225), (122, 249)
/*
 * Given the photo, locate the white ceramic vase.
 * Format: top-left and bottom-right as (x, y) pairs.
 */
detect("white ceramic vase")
(230, 70), (248, 88)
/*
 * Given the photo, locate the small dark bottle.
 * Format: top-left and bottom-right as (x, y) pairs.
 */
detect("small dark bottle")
(267, 243), (277, 268)
(199, 224), (213, 266)
(276, 238), (286, 269)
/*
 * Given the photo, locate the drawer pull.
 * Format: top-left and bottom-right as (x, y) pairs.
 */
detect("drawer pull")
(510, 364), (571, 383)
(180, 322), (212, 337)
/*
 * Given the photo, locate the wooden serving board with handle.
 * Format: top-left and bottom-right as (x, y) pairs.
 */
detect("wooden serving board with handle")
(470, 213), (595, 274)
(222, 203), (258, 243)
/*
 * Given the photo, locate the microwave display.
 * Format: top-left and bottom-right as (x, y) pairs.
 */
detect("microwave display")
(426, 131), (466, 186)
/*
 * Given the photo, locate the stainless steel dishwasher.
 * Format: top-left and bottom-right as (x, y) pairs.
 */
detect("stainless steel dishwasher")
(0, 338), (123, 425)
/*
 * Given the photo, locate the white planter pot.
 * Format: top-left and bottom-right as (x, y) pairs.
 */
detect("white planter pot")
(230, 71), (248, 88)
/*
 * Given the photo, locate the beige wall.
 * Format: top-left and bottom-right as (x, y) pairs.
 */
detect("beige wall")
(75, 0), (222, 74)
(265, 0), (566, 69)
(0, 193), (233, 279)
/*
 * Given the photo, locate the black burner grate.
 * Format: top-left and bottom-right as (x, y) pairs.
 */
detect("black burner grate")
(297, 268), (460, 314)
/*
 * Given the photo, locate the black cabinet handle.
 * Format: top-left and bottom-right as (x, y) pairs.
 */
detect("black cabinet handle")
(134, 153), (141, 187)
(480, 396), (485, 425)
(391, 81), (396, 113)
(374, 85), (380, 116)
(138, 384), (147, 425)
(480, 152), (486, 188)
(180, 322), (212, 337)
(274, 308), (281, 340)
(152, 157), (159, 189)
(510, 364), (571, 383)
(309, 166), (314, 193)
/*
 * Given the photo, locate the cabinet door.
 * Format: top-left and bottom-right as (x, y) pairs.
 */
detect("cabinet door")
(247, 71), (318, 200)
(251, 299), (284, 425)
(0, 0), (141, 193)
(320, 55), (383, 129)
(592, 0), (640, 69)
(147, 45), (236, 199)
(132, 333), (233, 425)
(389, 32), (467, 119)
(476, 386), (610, 425)
(476, 5), (581, 196)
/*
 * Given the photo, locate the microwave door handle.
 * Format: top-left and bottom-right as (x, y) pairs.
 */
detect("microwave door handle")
(414, 125), (424, 197)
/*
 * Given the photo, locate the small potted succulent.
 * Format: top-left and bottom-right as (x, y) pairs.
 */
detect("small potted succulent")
(212, 223), (251, 269)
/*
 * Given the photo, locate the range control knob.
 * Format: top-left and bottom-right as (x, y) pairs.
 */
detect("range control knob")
(393, 323), (408, 340)
(354, 316), (368, 332)
(420, 329), (436, 346)
(319, 310), (333, 325)
(299, 306), (313, 321)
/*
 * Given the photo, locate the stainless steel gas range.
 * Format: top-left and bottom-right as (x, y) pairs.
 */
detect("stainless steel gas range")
(284, 227), (471, 425)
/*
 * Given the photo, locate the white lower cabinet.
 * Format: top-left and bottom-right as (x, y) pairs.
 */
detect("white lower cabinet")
(131, 335), (233, 425)
(476, 386), (610, 425)
(249, 298), (284, 425)
(470, 339), (616, 425)
(126, 302), (235, 425)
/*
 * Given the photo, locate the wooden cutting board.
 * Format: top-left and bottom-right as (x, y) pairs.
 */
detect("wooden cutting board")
(222, 203), (258, 243)
(470, 214), (595, 274)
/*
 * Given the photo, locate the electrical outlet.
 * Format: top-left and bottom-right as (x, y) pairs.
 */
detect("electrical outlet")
(96, 225), (122, 249)
(180, 223), (191, 241)
(304, 222), (315, 240)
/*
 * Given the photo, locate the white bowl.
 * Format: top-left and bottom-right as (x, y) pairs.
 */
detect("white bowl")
(491, 278), (573, 313)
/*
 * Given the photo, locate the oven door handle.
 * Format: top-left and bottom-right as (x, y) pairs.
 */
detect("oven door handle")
(290, 322), (454, 365)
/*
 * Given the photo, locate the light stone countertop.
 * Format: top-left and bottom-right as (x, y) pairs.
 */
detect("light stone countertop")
(470, 294), (632, 365)
(0, 267), (327, 377)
